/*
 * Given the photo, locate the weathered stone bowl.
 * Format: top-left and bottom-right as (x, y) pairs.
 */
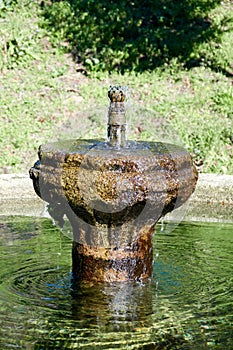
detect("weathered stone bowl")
(30, 138), (198, 282)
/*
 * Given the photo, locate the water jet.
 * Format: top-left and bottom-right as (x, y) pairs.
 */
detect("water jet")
(30, 85), (198, 283)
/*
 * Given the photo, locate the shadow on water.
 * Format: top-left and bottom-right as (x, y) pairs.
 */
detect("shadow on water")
(41, 0), (232, 74)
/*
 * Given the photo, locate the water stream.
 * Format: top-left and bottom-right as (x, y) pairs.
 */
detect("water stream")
(0, 216), (232, 349)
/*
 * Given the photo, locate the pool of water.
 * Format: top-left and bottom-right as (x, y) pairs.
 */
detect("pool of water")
(0, 216), (232, 349)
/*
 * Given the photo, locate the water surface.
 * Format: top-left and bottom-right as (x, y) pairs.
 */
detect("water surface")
(0, 217), (232, 349)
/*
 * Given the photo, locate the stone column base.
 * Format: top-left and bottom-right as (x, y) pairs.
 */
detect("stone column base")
(72, 226), (154, 283)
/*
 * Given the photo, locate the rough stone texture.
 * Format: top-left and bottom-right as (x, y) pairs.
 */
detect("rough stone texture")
(32, 140), (197, 244)
(185, 174), (233, 222)
(29, 138), (197, 282)
(72, 225), (154, 282)
(0, 173), (232, 222)
(1, 173), (232, 222)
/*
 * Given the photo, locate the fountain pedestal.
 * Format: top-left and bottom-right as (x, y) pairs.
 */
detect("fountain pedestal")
(30, 85), (198, 283)
(72, 227), (153, 282)
(30, 138), (197, 283)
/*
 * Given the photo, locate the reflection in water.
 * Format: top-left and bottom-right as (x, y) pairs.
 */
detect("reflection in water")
(0, 217), (232, 349)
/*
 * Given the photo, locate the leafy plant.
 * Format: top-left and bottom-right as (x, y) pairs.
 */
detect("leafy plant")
(0, 0), (18, 12)
(0, 1), (44, 70)
(41, 0), (232, 74)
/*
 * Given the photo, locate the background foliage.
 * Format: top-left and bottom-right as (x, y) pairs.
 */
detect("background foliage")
(0, 1), (45, 69)
(0, 0), (232, 174)
(42, 0), (232, 73)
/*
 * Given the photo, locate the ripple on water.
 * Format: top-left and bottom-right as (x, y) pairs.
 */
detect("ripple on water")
(0, 217), (233, 349)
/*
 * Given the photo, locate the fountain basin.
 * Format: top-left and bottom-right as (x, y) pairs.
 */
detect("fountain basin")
(1, 216), (233, 349)
(30, 138), (197, 282)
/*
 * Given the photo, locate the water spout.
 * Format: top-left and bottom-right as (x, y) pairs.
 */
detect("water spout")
(107, 85), (127, 148)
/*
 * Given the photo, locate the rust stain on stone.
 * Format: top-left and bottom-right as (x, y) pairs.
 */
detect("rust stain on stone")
(30, 139), (198, 283)
(72, 225), (154, 283)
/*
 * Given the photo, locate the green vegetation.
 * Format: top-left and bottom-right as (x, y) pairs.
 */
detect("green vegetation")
(0, 0), (232, 174)
(41, 0), (232, 74)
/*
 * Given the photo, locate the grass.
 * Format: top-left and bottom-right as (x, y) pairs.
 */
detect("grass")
(0, 0), (232, 174)
(76, 68), (233, 174)
(0, 52), (76, 172)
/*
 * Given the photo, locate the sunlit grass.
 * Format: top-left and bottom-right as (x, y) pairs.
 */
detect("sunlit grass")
(0, 1), (232, 174)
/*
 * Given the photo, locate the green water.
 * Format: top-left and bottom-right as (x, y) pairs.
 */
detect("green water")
(0, 217), (232, 349)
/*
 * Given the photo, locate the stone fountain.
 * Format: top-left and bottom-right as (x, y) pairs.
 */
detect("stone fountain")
(29, 85), (198, 283)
